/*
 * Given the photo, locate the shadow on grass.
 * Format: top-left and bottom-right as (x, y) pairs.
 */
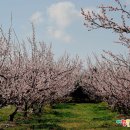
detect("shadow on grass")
(30, 123), (65, 130)
(92, 106), (108, 111)
(92, 116), (113, 121)
(15, 107), (77, 129)
(52, 103), (76, 109)
(16, 117), (65, 130)
(51, 110), (77, 118)
(15, 109), (76, 130)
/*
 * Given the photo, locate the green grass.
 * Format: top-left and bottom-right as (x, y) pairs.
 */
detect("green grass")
(0, 105), (16, 121)
(0, 102), (129, 130)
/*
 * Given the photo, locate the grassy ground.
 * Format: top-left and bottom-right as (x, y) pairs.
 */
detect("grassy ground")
(0, 102), (129, 130)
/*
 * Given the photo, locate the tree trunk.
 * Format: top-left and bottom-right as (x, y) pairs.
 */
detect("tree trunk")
(9, 106), (18, 122)
(24, 102), (28, 117)
(38, 105), (42, 114)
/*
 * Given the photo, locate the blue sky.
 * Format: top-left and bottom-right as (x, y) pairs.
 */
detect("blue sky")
(0, 0), (128, 60)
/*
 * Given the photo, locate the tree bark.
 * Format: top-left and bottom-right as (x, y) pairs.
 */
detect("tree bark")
(9, 106), (18, 122)
(38, 105), (42, 114)
(24, 102), (28, 117)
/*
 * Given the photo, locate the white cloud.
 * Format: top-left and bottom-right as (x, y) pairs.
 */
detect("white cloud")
(48, 27), (72, 43)
(30, 11), (43, 25)
(48, 1), (80, 29)
(47, 2), (79, 43)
